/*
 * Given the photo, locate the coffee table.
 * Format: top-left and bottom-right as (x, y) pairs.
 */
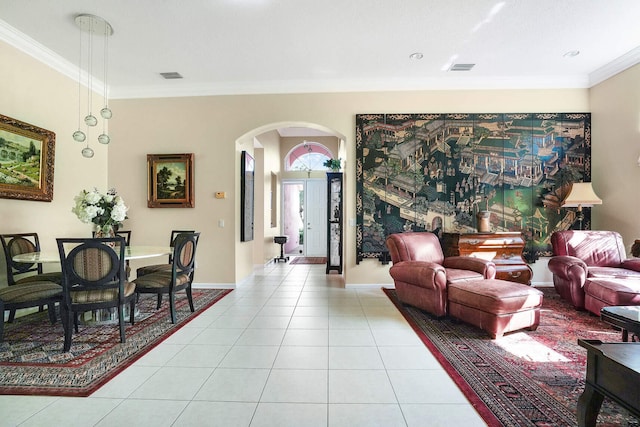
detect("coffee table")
(600, 306), (640, 342)
(578, 339), (640, 426)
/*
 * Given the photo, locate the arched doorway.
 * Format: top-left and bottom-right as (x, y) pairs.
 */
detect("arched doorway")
(282, 140), (336, 256)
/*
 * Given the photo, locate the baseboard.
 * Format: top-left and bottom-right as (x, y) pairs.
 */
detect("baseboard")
(345, 283), (394, 289)
(192, 282), (236, 289)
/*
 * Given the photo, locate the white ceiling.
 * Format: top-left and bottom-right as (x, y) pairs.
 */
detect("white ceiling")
(1, 0), (640, 101)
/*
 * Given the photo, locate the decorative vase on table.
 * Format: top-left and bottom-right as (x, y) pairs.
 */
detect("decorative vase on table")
(94, 225), (116, 238)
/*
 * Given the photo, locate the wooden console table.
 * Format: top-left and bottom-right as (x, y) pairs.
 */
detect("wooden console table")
(442, 232), (532, 285)
(577, 339), (640, 426)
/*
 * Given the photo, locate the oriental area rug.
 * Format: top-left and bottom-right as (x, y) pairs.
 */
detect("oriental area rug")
(0, 289), (232, 397)
(384, 287), (639, 427)
(289, 257), (327, 265)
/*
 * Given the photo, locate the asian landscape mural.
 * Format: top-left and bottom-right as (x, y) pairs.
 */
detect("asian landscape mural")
(355, 113), (592, 263)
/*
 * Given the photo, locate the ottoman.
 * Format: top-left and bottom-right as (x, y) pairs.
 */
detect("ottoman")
(448, 279), (544, 339)
(583, 278), (640, 316)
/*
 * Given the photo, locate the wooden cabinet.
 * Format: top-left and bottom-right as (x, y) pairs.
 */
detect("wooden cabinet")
(326, 172), (343, 274)
(442, 232), (532, 285)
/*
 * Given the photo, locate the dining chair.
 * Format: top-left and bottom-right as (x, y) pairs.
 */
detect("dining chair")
(56, 236), (136, 352)
(133, 232), (200, 323)
(115, 230), (131, 246)
(136, 229), (194, 278)
(0, 281), (62, 341)
(1, 233), (62, 287)
(1, 232), (62, 322)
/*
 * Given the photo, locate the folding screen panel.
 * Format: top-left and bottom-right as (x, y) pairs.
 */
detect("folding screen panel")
(355, 113), (592, 263)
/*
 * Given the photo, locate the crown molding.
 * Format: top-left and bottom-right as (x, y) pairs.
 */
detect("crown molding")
(589, 46), (640, 86)
(0, 19), (105, 92)
(110, 75), (591, 99)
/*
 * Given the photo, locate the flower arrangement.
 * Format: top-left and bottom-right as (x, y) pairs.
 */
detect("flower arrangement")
(72, 188), (128, 233)
(323, 158), (342, 171)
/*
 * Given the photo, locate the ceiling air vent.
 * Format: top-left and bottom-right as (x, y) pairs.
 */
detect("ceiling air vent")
(449, 63), (475, 71)
(160, 72), (183, 79)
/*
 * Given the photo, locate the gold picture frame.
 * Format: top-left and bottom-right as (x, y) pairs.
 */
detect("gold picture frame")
(0, 114), (55, 202)
(147, 153), (194, 208)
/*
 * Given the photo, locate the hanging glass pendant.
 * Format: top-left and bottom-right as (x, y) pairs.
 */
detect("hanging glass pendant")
(84, 114), (98, 126)
(73, 130), (86, 142)
(100, 107), (112, 119)
(81, 146), (95, 158)
(98, 133), (110, 144)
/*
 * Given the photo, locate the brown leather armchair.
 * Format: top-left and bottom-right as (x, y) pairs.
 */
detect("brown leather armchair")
(385, 232), (496, 317)
(548, 230), (640, 311)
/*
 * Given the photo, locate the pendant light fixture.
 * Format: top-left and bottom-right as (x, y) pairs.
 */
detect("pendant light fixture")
(72, 14), (113, 158)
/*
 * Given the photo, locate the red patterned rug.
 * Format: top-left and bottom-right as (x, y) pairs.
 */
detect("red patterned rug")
(384, 287), (639, 427)
(0, 289), (232, 397)
(289, 257), (326, 265)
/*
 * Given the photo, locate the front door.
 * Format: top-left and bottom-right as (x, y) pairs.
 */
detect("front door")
(282, 179), (326, 257)
(304, 179), (327, 256)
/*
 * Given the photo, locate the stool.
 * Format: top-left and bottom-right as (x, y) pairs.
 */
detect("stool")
(447, 279), (544, 339)
(274, 236), (289, 263)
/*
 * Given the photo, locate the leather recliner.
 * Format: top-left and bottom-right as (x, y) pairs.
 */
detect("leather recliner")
(385, 232), (496, 317)
(548, 230), (640, 312)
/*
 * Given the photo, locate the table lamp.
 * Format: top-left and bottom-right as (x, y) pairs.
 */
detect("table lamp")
(561, 182), (602, 230)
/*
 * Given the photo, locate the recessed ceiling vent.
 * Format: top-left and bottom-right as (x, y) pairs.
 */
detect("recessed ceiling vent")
(160, 72), (183, 79)
(449, 63), (475, 71)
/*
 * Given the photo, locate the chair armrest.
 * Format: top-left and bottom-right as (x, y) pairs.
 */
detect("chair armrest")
(548, 255), (587, 280)
(620, 258), (640, 272)
(443, 256), (496, 279)
(389, 261), (447, 291)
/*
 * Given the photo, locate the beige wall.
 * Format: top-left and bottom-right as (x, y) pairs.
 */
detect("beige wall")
(590, 63), (640, 251)
(0, 42), (107, 286)
(110, 89), (590, 286)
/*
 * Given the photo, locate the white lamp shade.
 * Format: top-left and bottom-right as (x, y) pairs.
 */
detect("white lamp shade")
(561, 182), (602, 207)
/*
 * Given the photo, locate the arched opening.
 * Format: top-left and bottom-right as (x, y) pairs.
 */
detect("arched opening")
(234, 122), (346, 278)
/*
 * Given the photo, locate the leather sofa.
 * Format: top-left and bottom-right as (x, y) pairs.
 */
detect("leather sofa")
(548, 230), (640, 314)
(385, 232), (496, 317)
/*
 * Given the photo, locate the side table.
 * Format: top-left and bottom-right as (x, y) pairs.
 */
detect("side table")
(600, 306), (640, 342)
(442, 232), (533, 285)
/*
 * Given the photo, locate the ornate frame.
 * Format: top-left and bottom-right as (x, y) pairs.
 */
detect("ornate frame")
(147, 153), (194, 208)
(0, 114), (55, 202)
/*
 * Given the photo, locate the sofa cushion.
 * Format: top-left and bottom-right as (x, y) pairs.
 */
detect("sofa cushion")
(588, 267), (640, 280)
(551, 230), (626, 267)
(445, 268), (484, 283)
(584, 278), (640, 306)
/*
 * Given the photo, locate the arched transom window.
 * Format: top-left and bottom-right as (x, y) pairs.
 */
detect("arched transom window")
(285, 141), (334, 172)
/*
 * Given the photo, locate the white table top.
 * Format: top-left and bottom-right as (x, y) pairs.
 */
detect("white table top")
(13, 246), (172, 263)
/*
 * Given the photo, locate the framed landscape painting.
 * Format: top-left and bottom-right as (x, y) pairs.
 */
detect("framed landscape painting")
(0, 114), (55, 202)
(147, 153), (194, 208)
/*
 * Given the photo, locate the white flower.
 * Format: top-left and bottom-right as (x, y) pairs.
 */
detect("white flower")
(72, 188), (128, 230)
(84, 190), (101, 205)
(111, 204), (128, 222)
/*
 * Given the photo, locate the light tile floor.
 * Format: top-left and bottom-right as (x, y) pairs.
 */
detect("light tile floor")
(0, 263), (487, 427)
